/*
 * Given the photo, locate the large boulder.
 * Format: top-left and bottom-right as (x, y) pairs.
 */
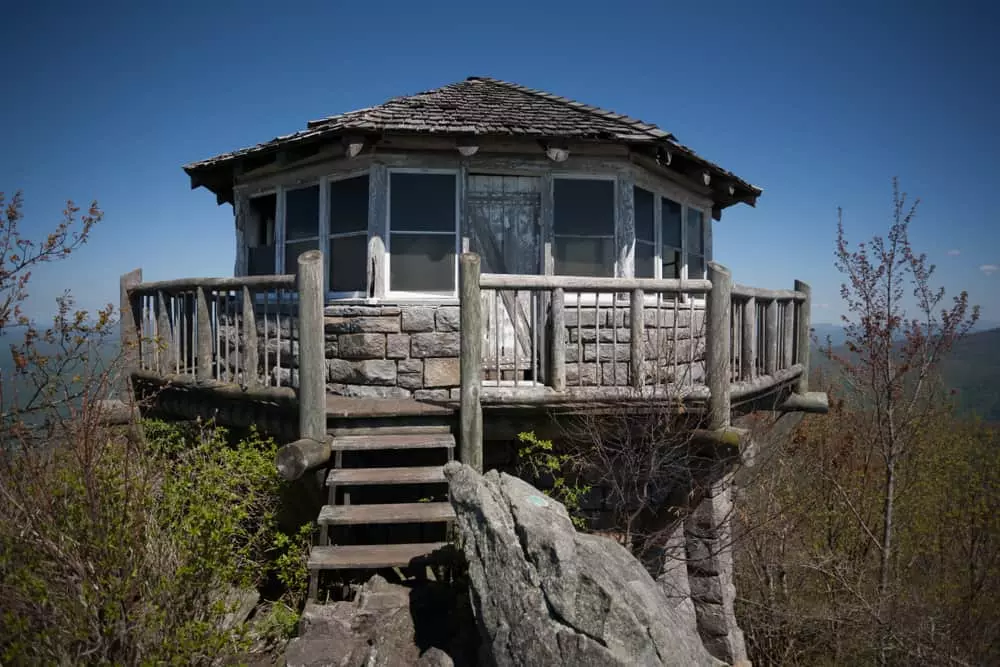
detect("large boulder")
(444, 462), (724, 667)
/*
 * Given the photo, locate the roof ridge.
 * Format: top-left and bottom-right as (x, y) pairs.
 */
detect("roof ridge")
(467, 76), (673, 141)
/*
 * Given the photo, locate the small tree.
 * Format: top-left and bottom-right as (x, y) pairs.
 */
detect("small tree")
(827, 178), (977, 662)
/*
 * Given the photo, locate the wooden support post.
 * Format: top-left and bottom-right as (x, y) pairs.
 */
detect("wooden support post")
(630, 288), (644, 388)
(242, 286), (259, 388)
(119, 269), (142, 374)
(794, 280), (811, 394)
(459, 253), (483, 472)
(297, 250), (326, 443)
(196, 286), (213, 382)
(550, 287), (566, 392)
(782, 297), (795, 370)
(154, 290), (174, 373)
(705, 262), (732, 430)
(765, 298), (778, 375)
(741, 296), (756, 380)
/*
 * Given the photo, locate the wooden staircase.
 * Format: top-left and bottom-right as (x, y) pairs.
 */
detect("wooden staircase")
(306, 427), (456, 599)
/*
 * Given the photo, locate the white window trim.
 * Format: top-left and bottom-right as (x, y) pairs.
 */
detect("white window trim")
(385, 167), (461, 300)
(552, 173), (619, 305)
(243, 189), (278, 278)
(281, 181), (322, 286)
(325, 169), (371, 300)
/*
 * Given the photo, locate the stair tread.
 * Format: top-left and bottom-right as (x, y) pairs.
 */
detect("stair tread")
(308, 542), (452, 570)
(318, 502), (455, 525)
(330, 433), (455, 451)
(327, 466), (447, 486)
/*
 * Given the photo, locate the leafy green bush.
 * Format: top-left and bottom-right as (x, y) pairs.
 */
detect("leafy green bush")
(0, 417), (310, 665)
(515, 431), (591, 528)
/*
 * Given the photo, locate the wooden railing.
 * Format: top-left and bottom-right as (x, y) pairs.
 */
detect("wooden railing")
(458, 253), (812, 469)
(120, 250), (328, 445)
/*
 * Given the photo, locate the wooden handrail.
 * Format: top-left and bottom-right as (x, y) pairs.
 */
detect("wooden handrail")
(480, 273), (713, 293)
(731, 284), (806, 301)
(130, 274), (296, 295)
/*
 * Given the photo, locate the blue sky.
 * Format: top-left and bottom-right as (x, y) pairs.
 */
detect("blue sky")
(4, 0), (998, 325)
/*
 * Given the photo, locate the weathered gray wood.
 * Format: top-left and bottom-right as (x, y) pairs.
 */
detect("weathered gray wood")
(479, 273), (713, 293)
(765, 298), (778, 375)
(540, 172), (555, 276)
(794, 279), (812, 393)
(195, 286), (213, 382)
(782, 296), (795, 370)
(630, 288), (644, 388)
(740, 296), (756, 381)
(779, 390), (828, 414)
(131, 369), (298, 403)
(325, 466), (446, 486)
(296, 249), (326, 442)
(705, 262), (732, 429)
(550, 287), (566, 391)
(459, 253), (483, 472)
(155, 290), (174, 373)
(317, 502), (455, 526)
(616, 172), (635, 278)
(330, 433), (455, 451)
(276, 437), (333, 481)
(731, 285), (806, 301)
(133, 274), (294, 295)
(367, 163), (387, 299)
(729, 364), (804, 400)
(308, 542), (453, 570)
(242, 285), (259, 388)
(119, 269), (142, 374)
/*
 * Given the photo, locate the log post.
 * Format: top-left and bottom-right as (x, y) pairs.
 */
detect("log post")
(782, 297), (795, 370)
(765, 298), (778, 375)
(741, 296), (756, 381)
(276, 437), (332, 481)
(119, 269), (142, 374)
(705, 262), (732, 430)
(196, 286), (213, 382)
(459, 253), (483, 472)
(630, 288), (644, 389)
(242, 285), (259, 388)
(794, 280), (812, 394)
(156, 290), (174, 373)
(296, 250), (326, 443)
(550, 287), (566, 391)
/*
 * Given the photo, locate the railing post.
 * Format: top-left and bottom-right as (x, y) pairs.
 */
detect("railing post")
(705, 262), (732, 429)
(630, 288), (644, 389)
(765, 299), (778, 375)
(242, 285), (259, 388)
(550, 287), (566, 392)
(119, 269), (143, 375)
(297, 250), (326, 443)
(459, 253), (483, 472)
(794, 280), (811, 393)
(155, 290), (174, 374)
(741, 296), (756, 381)
(782, 298), (795, 370)
(196, 287), (213, 382)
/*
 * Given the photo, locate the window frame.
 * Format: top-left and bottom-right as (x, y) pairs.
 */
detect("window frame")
(385, 167), (461, 300)
(244, 189), (278, 278)
(325, 170), (371, 300)
(280, 181), (322, 281)
(552, 172), (618, 279)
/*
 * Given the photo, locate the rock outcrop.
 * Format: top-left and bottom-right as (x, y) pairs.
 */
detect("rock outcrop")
(444, 462), (725, 667)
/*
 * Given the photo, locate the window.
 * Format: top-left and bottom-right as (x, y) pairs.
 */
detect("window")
(554, 178), (615, 277)
(687, 208), (706, 279)
(328, 175), (369, 294)
(247, 193), (276, 276)
(388, 171), (457, 295)
(284, 184), (320, 274)
(635, 186), (655, 278)
(662, 197), (683, 279)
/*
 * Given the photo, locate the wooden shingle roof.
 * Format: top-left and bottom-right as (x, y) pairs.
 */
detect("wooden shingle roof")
(185, 77), (760, 208)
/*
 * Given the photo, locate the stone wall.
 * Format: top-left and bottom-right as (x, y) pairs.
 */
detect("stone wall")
(562, 304), (707, 387)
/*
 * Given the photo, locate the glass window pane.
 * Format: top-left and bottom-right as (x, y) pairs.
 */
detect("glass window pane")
(329, 175), (369, 235)
(634, 186), (654, 243)
(329, 234), (368, 293)
(636, 241), (655, 278)
(554, 237), (615, 277)
(554, 179), (614, 236)
(687, 208), (704, 255)
(390, 173), (456, 232)
(247, 245), (275, 276)
(662, 198), (682, 248)
(663, 248), (681, 280)
(285, 239), (318, 275)
(286, 185), (319, 241)
(390, 234), (455, 293)
(688, 253), (705, 280)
